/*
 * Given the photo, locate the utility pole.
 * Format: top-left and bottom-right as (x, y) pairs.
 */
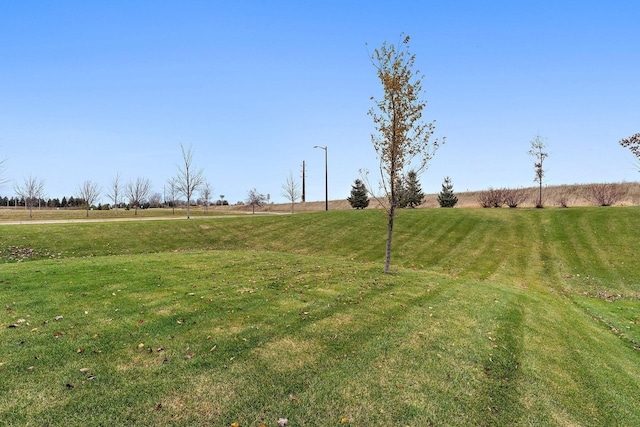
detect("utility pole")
(301, 160), (306, 203)
(313, 146), (328, 211)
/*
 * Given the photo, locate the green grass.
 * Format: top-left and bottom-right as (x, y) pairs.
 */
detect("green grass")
(1, 207), (639, 426)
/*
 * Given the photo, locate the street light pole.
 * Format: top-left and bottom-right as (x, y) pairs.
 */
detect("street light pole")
(313, 145), (328, 211)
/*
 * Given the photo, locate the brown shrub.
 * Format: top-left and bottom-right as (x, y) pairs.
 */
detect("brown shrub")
(478, 188), (506, 208)
(503, 188), (528, 208)
(583, 183), (626, 206)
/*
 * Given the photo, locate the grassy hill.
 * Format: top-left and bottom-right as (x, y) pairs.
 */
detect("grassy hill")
(1, 207), (639, 425)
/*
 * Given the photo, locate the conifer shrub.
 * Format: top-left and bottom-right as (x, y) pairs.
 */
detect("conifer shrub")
(347, 179), (370, 209)
(437, 176), (458, 208)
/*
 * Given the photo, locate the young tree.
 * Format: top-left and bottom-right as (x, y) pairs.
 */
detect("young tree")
(126, 177), (152, 215)
(14, 175), (45, 218)
(200, 179), (213, 214)
(106, 172), (122, 216)
(166, 177), (179, 214)
(528, 134), (549, 208)
(246, 188), (267, 214)
(437, 176), (458, 208)
(368, 34), (444, 273)
(175, 143), (204, 219)
(619, 133), (640, 170)
(347, 179), (370, 209)
(402, 169), (424, 208)
(281, 171), (301, 214)
(77, 180), (101, 217)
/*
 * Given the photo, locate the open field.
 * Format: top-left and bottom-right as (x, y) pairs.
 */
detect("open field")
(1, 207), (639, 425)
(2, 182), (639, 221)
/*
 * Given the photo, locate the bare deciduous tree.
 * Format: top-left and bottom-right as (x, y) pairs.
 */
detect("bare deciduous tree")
(126, 177), (152, 215)
(148, 192), (163, 208)
(77, 180), (101, 217)
(528, 134), (549, 208)
(281, 171), (301, 214)
(175, 143), (204, 219)
(246, 188), (267, 214)
(200, 179), (213, 214)
(166, 177), (179, 214)
(368, 34), (444, 273)
(14, 175), (45, 218)
(106, 172), (122, 216)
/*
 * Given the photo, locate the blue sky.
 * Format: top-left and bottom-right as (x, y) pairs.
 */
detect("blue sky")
(1, 1), (638, 204)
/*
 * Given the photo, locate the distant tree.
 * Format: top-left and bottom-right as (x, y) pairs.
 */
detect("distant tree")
(281, 171), (301, 214)
(77, 180), (101, 217)
(174, 143), (204, 219)
(437, 176), (458, 208)
(528, 134), (549, 208)
(166, 177), (179, 214)
(246, 188), (267, 214)
(125, 177), (152, 215)
(347, 179), (370, 209)
(14, 175), (45, 218)
(106, 172), (122, 216)
(402, 169), (424, 208)
(61, 196), (68, 208)
(619, 133), (640, 170)
(200, 179), (213, 214)
(148, 192), (163, 208)
(368, 34), (444, 273)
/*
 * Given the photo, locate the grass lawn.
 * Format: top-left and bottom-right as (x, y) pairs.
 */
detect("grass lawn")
(1, 207), (639, 426)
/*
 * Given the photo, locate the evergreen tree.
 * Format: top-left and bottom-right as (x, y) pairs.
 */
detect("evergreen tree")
(347, 179), (370, 209)
(437, 176), (458, 208)
(402, 170), (424, 208)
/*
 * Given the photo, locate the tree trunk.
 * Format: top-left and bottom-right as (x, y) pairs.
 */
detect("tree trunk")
(384, 204), (395, 273)
(538, 182), (543, 208)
